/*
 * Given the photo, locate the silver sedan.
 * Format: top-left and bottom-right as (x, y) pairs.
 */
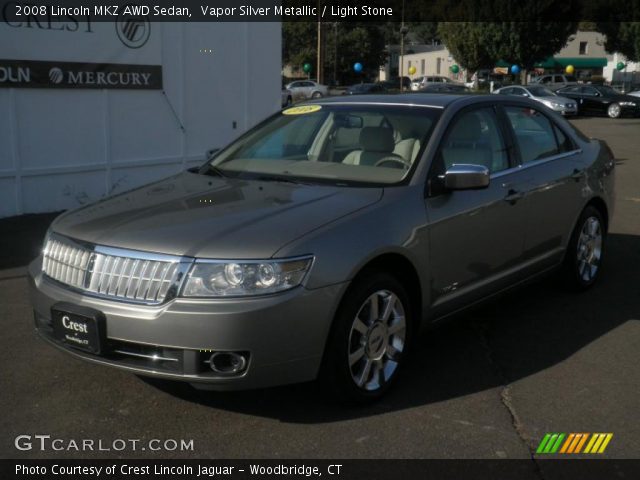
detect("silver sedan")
(494, 85), (578, 115)
(29, 94), (614, 403)
(285, 80), (329, 100)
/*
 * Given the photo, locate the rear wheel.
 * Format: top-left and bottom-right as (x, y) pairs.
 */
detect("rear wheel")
(607, 103), (621, 118)
(320, 272), (413, 403)
(562, 206), (605, 290)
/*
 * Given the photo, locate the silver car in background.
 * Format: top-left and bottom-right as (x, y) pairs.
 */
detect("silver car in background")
(285, 80), (329, 100)
(494, 85), (578, 115)
(29, 94), (615, 403)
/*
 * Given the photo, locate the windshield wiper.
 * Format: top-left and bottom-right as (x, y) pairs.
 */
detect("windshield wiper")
(254, 175), (312, 186)
(200, 164), (227, 178)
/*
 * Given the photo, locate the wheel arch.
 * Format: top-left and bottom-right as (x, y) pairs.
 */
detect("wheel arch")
(349, 252), (424, 329)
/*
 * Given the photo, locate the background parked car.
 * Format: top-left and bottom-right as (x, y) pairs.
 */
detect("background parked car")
(530, 74), (578, 91)
(344, 83), (388, 95)
(282, 88), (293, 107)
(410, 75), (456, 91)
(494, 85), (577, 115)
(285, 80), (329, 100)
(628, 90), (640, 98)
(556, 84), (640, 118)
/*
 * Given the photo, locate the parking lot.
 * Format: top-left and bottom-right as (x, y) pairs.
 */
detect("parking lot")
(1, 117), (638, 465)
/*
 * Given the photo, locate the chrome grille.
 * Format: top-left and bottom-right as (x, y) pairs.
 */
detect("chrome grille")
(42, 235), (189, 304)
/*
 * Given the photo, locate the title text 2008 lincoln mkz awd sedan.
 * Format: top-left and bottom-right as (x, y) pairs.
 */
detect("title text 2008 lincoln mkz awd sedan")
(29, 94), (615, 402)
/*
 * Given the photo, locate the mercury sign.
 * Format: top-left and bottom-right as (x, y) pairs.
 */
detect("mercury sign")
(0, 6), (162, 89)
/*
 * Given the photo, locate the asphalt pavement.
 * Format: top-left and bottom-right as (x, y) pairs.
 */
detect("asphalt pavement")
(1, 117), (638, 471)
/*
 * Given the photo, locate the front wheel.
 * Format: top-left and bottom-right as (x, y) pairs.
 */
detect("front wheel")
(311, 91), (323, 99)
(607, 103), (621, 118)
(320, 272), (413, 403)
(562, 206), (605, 290)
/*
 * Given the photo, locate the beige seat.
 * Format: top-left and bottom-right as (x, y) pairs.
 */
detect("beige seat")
(343, 127), (404, 166)
(393, 138), (421, 163)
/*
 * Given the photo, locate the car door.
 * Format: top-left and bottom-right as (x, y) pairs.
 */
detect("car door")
(558, 86), (583, 112)
(425, 106), (532, 315)
(503, 105), (585, 269)
(580, 86), (604, 114)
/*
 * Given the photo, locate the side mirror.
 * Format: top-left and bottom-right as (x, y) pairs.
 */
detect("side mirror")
(206, 148), (220, 161)
(444, 164), (490, 190)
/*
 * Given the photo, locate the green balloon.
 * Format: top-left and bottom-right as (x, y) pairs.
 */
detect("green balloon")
(303, 63), (312, 73)
(616, 62), (625, 71)
(450, 64), (460, 74)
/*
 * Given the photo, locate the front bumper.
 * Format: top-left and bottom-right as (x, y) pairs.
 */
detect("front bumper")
(28, 257), (346, 390)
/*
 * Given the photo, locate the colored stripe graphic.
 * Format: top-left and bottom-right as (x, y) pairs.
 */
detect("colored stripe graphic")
(538, 433), (613, 454)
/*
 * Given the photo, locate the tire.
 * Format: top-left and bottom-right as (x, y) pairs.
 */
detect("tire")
(319, 272), (413, 403)
(607, 103), (621, 118)
(311, 91), (323, 99)
(561, 206), (606, 290)
(285, 96), (292, 107)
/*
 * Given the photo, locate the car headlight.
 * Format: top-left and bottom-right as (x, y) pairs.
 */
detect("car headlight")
(619, 101), (637, 107)
(182, 256), (313, 297)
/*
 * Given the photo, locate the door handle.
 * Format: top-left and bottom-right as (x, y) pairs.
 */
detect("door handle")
(504, 189), (524, 204)
(571, 168), (585, 181)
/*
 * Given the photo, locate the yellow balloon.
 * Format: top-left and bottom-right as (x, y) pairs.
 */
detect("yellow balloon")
(408, 66), (416, 75)
(565, 65), (575, 74)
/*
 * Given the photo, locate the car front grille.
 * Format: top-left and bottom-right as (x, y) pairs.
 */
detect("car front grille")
(42, 235), (191, 304)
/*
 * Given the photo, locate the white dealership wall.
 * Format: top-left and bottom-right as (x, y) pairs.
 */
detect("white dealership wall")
(0, 22), (281, 218)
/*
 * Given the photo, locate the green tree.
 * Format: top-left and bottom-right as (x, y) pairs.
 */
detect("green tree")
(282, 22), (317, 77)
(485, 22), (579, 81)
(597, 22), (640, 62)
(437, 23), (494, 73)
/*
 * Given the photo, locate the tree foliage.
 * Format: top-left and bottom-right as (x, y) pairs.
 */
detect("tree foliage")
(597, 22), (640, 62)
(437, 23), (493, 72)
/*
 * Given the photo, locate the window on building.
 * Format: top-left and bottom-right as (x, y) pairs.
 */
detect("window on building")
(421, 59), (425, 75)
(436, 58), (441, 74)
(579, 41), (588, 55)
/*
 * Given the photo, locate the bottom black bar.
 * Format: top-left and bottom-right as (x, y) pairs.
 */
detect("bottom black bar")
(3, 459), (640, 480)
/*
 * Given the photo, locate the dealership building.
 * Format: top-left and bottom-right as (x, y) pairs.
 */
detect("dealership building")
(0, 19), (281, 218)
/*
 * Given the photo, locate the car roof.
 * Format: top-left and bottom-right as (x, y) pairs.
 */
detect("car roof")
(312, 93), (463, 108)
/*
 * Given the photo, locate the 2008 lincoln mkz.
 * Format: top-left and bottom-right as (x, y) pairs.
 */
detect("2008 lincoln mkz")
(29, 94), (615, 402)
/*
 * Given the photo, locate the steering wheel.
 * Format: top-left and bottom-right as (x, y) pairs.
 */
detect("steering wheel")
(374, 156), (411, 170)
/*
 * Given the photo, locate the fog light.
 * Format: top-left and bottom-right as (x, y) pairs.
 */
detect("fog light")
(208, 352), (247, 375)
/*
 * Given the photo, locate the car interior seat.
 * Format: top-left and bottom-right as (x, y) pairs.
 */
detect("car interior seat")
(342, 127), (404, 166)
(441, 114), (492, 170)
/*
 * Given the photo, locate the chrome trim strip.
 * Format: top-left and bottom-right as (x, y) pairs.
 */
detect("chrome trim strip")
(491, 149), (582, 180)
(112, 349), (180, 363)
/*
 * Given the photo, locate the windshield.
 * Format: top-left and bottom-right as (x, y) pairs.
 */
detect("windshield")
(207, 104), (441, 186)
(596, 86), (620, 96)
(527, 86), (556, 97)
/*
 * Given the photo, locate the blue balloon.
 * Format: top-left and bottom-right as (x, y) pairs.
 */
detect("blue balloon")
(353, 62), (363, 73)
(510, 64), (521, 75)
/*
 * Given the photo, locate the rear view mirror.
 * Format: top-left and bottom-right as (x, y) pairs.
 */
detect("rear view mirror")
(444, 164), (490, 190)
(335, 114), (363, 129)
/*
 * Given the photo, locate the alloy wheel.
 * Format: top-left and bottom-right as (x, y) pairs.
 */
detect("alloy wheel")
(347, 290), (406, 391)
(576, 216), (603, 282)
(608, 103), (621, 118)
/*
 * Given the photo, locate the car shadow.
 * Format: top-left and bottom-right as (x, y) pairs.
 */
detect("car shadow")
(140, 232), (639, 424)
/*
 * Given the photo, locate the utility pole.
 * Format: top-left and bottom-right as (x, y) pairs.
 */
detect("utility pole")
(317, 0), (322, 84)
(399, 0), (408, 92)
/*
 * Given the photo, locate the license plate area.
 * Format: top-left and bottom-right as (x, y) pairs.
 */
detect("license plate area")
(51, 303), (106, 355)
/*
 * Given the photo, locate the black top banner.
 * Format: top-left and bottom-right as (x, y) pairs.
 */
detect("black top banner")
(0, 0), (639, 22)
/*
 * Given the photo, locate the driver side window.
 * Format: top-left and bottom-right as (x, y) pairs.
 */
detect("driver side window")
(438, 108), (510, 174)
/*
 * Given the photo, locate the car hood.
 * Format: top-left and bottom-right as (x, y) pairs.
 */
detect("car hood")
(52, 171), (383, 259)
